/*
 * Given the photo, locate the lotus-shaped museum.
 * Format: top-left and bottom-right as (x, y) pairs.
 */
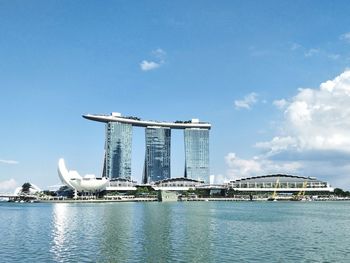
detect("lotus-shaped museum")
(58, 158), (108, 192)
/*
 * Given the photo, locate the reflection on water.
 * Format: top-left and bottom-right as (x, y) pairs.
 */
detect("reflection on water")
(1, 202), (350, 262)
(100, 203), (135, 262)
(51, 204), (68, 261)
(50, 203), (107, 262)
(137, 203), (173, 262)
(174, 203), (212, 262)
(99, 203), (179, 262)
(48, 203), (217, 262)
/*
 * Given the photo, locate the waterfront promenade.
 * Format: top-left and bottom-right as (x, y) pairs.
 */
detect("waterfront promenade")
(3, 194), (350, 203)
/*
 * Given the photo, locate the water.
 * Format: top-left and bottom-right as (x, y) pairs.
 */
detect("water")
(1, 201), (350, 262)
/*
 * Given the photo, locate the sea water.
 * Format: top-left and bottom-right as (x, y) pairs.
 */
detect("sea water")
(1, 201), (350, 262)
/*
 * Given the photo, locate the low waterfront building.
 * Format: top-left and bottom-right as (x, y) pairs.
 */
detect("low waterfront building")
(107, 178), (137, 191)
(151, 177), (204, 191)
(228, 174), (334, 193)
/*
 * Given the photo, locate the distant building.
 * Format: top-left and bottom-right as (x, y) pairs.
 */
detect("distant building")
(107, 178), (137, 191)
(228, 174), (334, 193)
(151, 177), (204, 191)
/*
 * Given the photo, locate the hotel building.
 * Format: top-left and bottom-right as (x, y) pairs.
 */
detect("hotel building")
(143, 127), (171, 184)
(83, 112), (211, 184)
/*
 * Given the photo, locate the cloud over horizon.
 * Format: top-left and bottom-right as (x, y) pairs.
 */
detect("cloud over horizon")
(0, 159), (19, 165)
(225, 152), (301, 180)
(260, 70), (350, 155)
(226, 70), (350, 189)
(0, 178), (18, 193)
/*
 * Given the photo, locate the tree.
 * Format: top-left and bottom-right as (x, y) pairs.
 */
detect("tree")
(334, 188), (350, 197)
(21, 183), (31, 194)
(135, 186), (157, 197)
(193, 188), (210, 198)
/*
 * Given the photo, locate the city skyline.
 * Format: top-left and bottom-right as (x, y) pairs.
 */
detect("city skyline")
(2, 1), (350, 192)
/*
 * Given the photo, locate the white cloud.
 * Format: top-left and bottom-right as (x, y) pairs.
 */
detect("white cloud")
(273, 99), (288, 109)
(328, 54), (340, 60)
(140, 60), (161, 71)
(291, 43), (301, 51)
(290, 41), (342, 60)
(0, 159), (19, 165)
(140, 48), (167, 71)
(211, 174), (231, 184)
(223, 70), (350, 188)
(234, 92), (258, 110)
(0, 178), (18, 193)
(247, 70), (350, 188)
(152, 48), (166, 61)
(224, 152), (301, 180)
(255, 136), (298, 155)
(225, 153), (262, 179)
(259, 70), (350, 153)
(340, 32), (350, 43)
(304, 48), (320, 57)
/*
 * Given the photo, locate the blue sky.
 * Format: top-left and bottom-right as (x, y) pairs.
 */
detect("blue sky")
(1, 0), (350, 192)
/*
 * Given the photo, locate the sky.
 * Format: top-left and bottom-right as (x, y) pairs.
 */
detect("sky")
(2, 0), (350, 192)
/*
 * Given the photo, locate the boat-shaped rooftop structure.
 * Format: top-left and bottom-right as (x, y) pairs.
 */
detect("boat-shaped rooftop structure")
(83, 112), (211, 130)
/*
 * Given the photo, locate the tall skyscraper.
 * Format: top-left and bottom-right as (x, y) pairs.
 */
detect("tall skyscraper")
(84, 113), (211, 184)
(104, 122), (132, 180)
(184, 128), (209, 183)
(143, 127), (171, 183)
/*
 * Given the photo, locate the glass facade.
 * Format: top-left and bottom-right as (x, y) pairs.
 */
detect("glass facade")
(104, 122), (132, 180)
(143, 127), (171, 183)
(184, 129), (209, 183)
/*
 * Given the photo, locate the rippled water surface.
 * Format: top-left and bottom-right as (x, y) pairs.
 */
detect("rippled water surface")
(1, 201), (350, 262)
